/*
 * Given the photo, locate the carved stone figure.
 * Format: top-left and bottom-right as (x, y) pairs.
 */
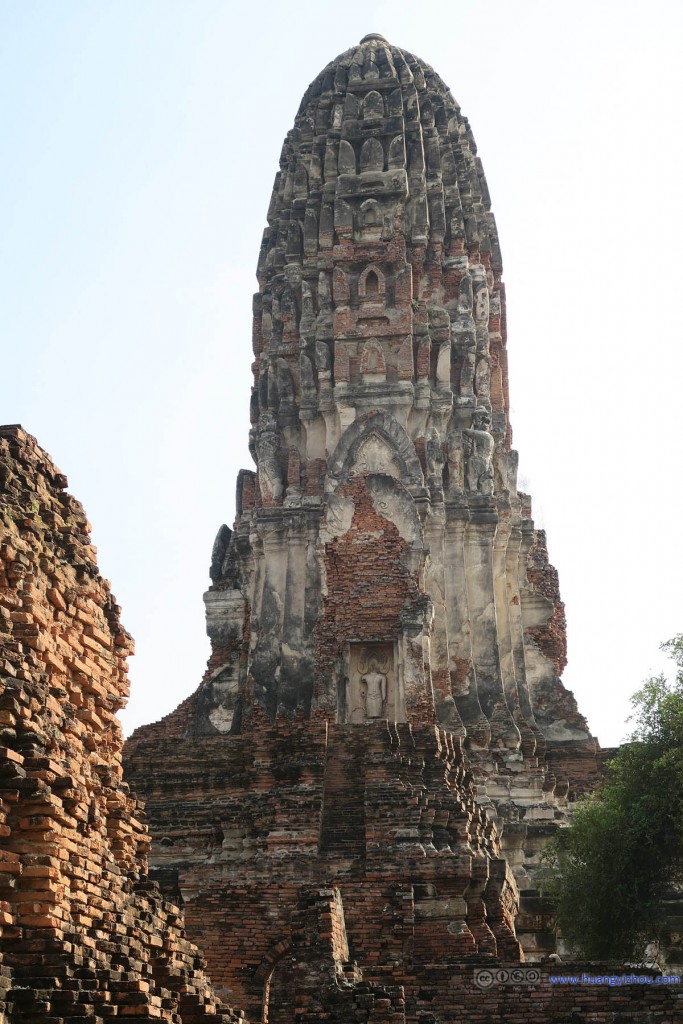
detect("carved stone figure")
(281, 280), (296, 321)
(209, 524), (232, 581)
(445, 430), (465, 494)
(300, 352), (316, 403)
(333, 266), (350, 304)
(507, 449), (520, 494)
(261, 307), (274, 350)
(317, 270), (332, 312)
(453, 273), (476, 396)
(256, 413), (283, 502)
(271, 293), (282, 339)
(457, 272), (473, 315)
(258, 362), (269, 410)
(300, 280), (316, 335)
(475, 355), (491, 401)
(425, 426), (444, 493)
(463, 408), (495, 495)
(459, 340), (476, 396)
(473, 277), (489, 325)
(275, 357), (295, 410)
(315, 338), (331, 374)
(359, 338), (386, 379)
(360, 658), (387, 718)
(416, 334), (430, 382)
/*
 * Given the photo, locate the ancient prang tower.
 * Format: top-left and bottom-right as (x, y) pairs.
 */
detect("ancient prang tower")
(191, 30), (580, 749)
(3, 32), (682, 1024)
(123, 33), (624, 1021)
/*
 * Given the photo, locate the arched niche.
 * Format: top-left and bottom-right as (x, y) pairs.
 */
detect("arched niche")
(358, 263), (385, 301)
(255, 939), (293, 1024)
(326, 411), (425, 494)
(359, 339), (386, 381)
(362, 89), (384, 120)
(360, 136), (384, 173)
(337, 139), (356, 174)
(322, 472), (427, 728)
(293, 163), (308, 199)
(388, 134), (406, 169)
(358, 199), (383, 241)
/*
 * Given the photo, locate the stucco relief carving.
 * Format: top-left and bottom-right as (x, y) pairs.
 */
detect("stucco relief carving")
(453, 273), (476, 397)
(463, 408), (495, 495)
(359, 338), (386, 380)
(320, 492), (355, 545)
(350, 433), (401, 479)
(445, 430), (465, 495)
(256, 413), (284, 502)
(327, 411), (425, 494)
(425, 426), (445, 496)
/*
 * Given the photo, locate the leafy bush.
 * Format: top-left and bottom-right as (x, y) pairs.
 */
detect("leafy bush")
(543, 636), (683, 959)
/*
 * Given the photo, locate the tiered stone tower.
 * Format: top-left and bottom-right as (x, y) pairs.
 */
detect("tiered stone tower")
(199, 32), (580, 751)
(4, 32), (681, 1024)
(124, 34), (610, 1018)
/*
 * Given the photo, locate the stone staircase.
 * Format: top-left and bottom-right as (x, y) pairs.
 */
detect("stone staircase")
(319, 726), (366, 858)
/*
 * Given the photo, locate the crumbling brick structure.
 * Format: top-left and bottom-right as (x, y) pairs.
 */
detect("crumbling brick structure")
(125, 719), (521, 1018)
(0, 425), (244, 1022)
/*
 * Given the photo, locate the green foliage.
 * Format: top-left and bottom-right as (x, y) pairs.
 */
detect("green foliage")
(543, 636), (683, 959)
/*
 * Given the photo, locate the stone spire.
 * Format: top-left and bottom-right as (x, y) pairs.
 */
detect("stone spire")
(125, 35), (605, 981)
(199, 34), (586, 758)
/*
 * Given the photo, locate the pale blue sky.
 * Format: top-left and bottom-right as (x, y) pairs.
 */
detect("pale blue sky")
(3, 0), (682, 745)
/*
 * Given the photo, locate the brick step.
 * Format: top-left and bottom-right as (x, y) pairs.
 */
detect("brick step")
(319, 729), (366, 856)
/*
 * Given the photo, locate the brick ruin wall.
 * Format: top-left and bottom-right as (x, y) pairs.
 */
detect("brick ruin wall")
(126, 715), (683, 1024)
(1, 425), (681, 1022)
(0, 426), (244, 1023)
(124, 718), (525, 1018)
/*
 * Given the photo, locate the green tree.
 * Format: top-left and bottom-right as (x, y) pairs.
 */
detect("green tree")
(543, 636), (683, 959)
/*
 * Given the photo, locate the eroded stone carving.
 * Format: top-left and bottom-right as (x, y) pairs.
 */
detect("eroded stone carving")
(445, 429), (465, 494)
(347, 644), (395, 723)
(425, 426), (444, 497)
(210, 523), (232, 581)
(256, 412), (283, 502)
(463, 408), (495, 495)
(300, 280), (316, 334)
(359, 338), (386, 379)
(275, 357), (295, 412)
(454, 273), (477, 397)
(351, 432), (401, 479)
(300, 351), (316, 403)
(317, 270), (332, 312)
(361, 658), (387, 718)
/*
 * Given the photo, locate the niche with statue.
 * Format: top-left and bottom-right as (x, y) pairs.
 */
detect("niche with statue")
(346, 642), (399, 723)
